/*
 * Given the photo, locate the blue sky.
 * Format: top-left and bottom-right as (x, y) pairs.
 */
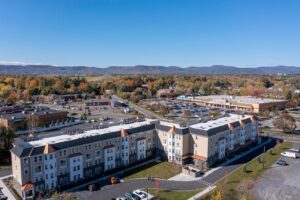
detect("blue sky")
(0, 0), (299, 67)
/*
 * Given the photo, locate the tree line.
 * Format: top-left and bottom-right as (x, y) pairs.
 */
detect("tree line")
(0, 75), (299, 105)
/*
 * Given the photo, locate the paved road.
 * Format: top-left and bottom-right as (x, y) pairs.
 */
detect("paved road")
(0, 166), (11, 177)
(252, 143), (300, 200)
(82, 139), (276, 200)
(84, 179), (207, 200)
(112, 95), (169, 121)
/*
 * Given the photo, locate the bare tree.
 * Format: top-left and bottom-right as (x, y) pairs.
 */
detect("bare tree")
(26, 114), (40, 134)
(51, 192), (76, 200)
(236, 179), (255, 200)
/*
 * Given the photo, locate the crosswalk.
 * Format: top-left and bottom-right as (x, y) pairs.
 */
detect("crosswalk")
(197, 179), (212, 187)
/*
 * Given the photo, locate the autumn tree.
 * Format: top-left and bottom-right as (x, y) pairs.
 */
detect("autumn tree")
(273, 113), (296, 134)
(183, 109), (191, 122)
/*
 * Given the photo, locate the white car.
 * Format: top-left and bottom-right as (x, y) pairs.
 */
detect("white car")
(115, 197), (127, 200)
(289, 148), (300, 153)
(133, 189), (148, 199)
(281, 151), (297, 159)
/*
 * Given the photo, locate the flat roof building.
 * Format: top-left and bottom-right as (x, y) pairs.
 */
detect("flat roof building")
(11, 114), (258, 199)
(181, 95), (287, 113)
(0, 107), (68, 131)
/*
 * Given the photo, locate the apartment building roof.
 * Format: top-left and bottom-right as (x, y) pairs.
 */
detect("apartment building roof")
(11, 119), (157, 158)
(156, 114), (257, 137)
(190, 114), (250, 130)
(189, 114), (256, 136)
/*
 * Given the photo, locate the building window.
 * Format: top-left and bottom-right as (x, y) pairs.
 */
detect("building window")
(86, 154), (91, 160)
(35, 166), (42, 173)
(96, 151), (100, 157)
(60, 160), (66, 167)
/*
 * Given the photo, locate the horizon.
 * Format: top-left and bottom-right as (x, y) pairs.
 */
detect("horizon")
(0, 0), (300, 67)
(0, 63), (299, 69)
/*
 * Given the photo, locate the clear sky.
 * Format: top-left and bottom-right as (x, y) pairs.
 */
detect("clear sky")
(0, 0), (299, 67)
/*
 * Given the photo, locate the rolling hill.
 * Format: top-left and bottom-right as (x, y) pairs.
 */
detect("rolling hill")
(0, 64), (299, 75)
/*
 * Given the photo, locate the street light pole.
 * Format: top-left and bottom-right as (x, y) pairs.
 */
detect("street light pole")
(146, 188), (148, 200)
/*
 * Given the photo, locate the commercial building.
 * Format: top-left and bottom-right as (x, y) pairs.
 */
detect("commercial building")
(11, 114), (258, 199)
(181, 95), (287, 113)
(0, 104), (24, 115)
(0, 107), (68, 131)
(84, 99), (110, 107)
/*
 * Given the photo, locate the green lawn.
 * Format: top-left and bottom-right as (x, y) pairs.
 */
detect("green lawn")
(214, 141), (292, 200)
(123, 162), (182, 180)
(148, 189), (201, 200)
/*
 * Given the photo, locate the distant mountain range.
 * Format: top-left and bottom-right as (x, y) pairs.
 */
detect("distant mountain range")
(0, 64), (299, 75)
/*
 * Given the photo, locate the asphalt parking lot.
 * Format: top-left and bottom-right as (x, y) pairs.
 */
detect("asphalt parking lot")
(252, 144), (300, 200)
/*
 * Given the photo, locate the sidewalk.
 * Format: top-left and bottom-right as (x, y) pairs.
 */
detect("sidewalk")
(0, 175), (16, 200)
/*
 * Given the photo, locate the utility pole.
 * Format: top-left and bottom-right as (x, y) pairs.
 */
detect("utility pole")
(262, 146), (266, 169)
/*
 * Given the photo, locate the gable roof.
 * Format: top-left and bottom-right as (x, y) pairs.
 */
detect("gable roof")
(168, 126), (176, 136)
(21, 183), (34, 191)
(120, 128), (129, 137)
(43, 143), (56, 154)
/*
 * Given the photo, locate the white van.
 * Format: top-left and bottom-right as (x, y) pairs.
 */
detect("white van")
(281, 151), (297, 159)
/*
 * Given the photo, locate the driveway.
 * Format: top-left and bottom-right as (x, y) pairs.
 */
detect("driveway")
(83, 179), (208, 200)
(252, 144), (300, 200)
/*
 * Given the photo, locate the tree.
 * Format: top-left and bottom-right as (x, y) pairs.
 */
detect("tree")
(0, 126), (15, 162)
(212, 189), (223, 200)
(26, 115), (40, 133)
(262, 78), (273, 88)
(51, 192), (76, 200)
(236, 179), (254, 200)
(273, 113), (296, 134)
(183, 109), (191, 122)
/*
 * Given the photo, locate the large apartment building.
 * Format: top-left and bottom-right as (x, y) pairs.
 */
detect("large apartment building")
(11, 119), (157, 199)
(156, 114), (258, 168)
(11, 114), (258, 199)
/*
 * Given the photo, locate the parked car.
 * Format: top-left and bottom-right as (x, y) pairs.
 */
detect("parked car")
(108, 177), (118, 184)
(0, 195), (8, 200)
(133, 189), (147, 199)
(289, 148), (300, 153)
(275, 160), (288, 166)
(125, 192), (141, 200)
(115, 197), (127, 200)
(94, 182), (102, 189)
(281, 151), (297, 159)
